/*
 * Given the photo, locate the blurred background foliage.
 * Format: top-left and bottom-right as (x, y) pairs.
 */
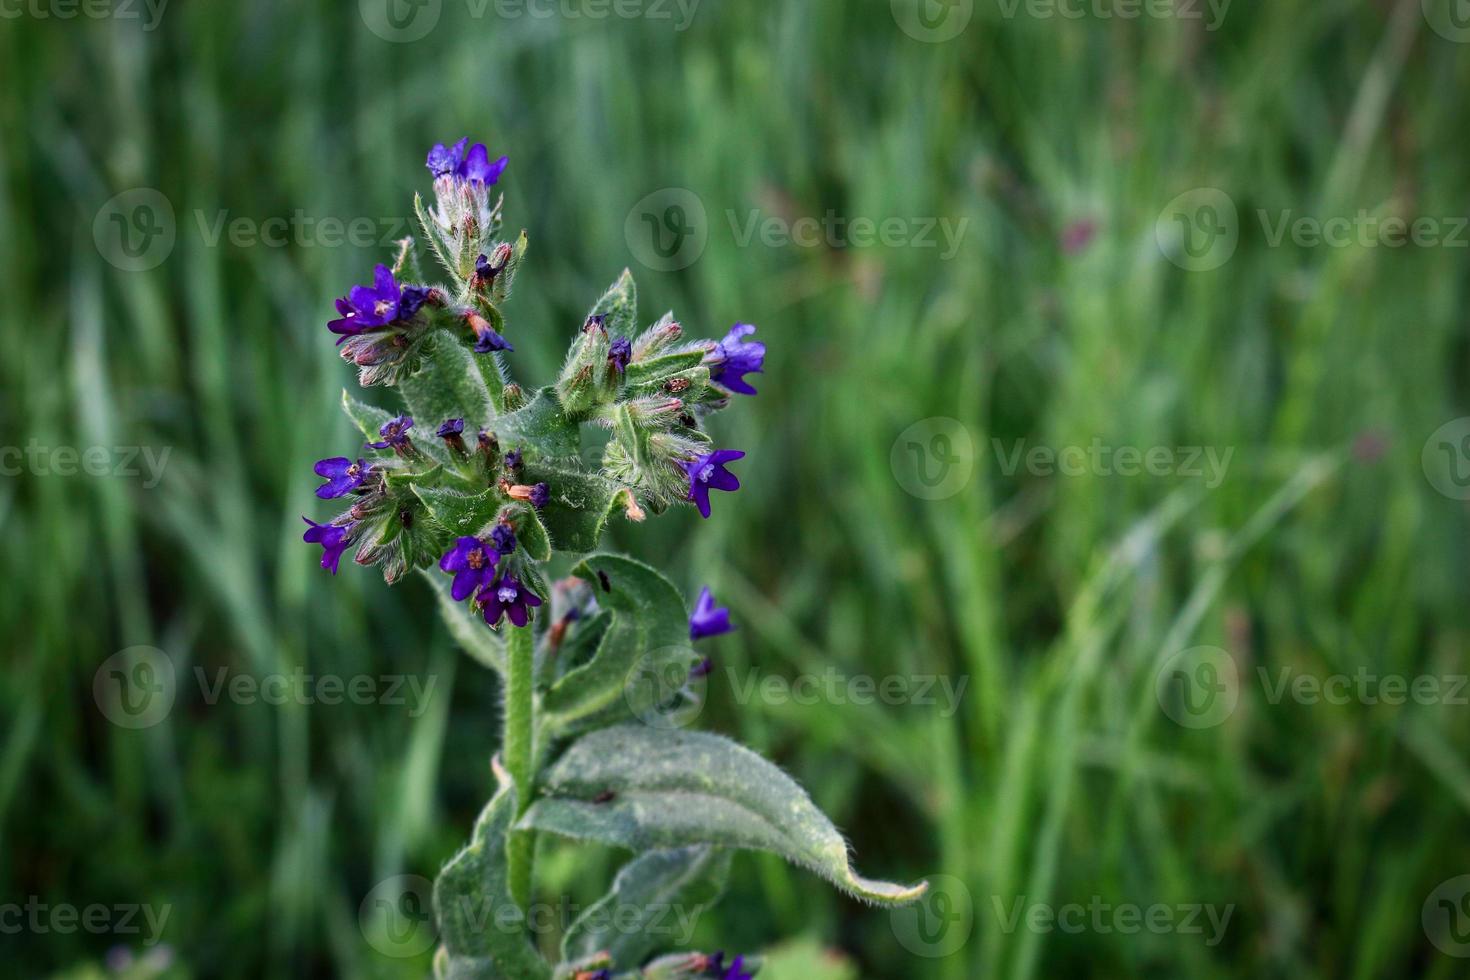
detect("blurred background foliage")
(3, 0), (1469, 976)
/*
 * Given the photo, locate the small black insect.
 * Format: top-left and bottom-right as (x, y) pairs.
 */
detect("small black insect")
(596, 569), (611, 593)
(592, 789), (616, 804)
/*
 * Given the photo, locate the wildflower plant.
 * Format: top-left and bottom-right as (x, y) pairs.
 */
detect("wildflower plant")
(305, 140), (926, 979)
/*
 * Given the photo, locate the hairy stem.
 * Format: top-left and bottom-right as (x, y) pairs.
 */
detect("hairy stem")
(504, 622), (535, 910)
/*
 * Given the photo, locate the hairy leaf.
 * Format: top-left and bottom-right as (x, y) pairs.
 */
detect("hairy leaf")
(415, 486), (499, 537)
(589, 269), (638, 340)
(560, 845), (730, 969)
(491, 387), (581, 459)
(434, 786), (550, 979)
(520, 727), (929, 907)
(541, 555), (694, 732)
(402, 331), (496, 436)
(527, 466), (627, 554)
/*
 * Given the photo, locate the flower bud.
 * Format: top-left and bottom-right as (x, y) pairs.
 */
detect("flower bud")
(632, 313), (683, 361)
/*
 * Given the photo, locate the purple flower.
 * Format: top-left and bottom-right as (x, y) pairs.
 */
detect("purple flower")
(504, 449), (523, 471)
(705, 323), (765, 395)
(689, 587), (734, 641)
(302, 517), (354, 575)
(474, 329), (514, 354)
(683, 450), (744, 519)
(437, 418), (465, 438)
(426, 139), (509, 186)
(490, 523), (517, 554)
(328, 265), (425, 342)
(608, 337), (632, 373)
(528, 482), (550, 509)
(313, 457), (370, 499)
(478, 573), (543, 628)
(366, 416), (414, 450)
(439, 536), (501, 601)
(703, 952), (752, 980)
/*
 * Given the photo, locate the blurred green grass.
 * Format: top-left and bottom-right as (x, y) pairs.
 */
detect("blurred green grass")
(3, 0), (1469, 977)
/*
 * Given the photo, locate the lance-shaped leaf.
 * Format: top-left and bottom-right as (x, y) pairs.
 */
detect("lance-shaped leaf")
(589, 269), (638, 340)
(560, 845), (731, 968)
(422, 568), (505, 674)
(527, 466), (628, 554)
(402, 331), (496, 437)
(624, 350), (706, 388)
(434, 786), (550, 980)
(415, 486), (499, 538)
(519, 726), (929, 908)
(541, 555), (693, 732)
(491, 387), (581, 459)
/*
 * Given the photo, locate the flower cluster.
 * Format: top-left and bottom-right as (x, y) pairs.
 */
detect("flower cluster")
(303, 139), (767, 596)
(301, 141), (804, 978)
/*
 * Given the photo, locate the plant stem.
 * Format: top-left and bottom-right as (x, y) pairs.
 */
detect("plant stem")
(504, 622), (535, 910)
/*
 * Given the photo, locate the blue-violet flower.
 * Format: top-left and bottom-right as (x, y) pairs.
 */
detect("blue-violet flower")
(683, 450), (744, 519)
(705, 323), (765, 395)
(689, 586), (734, 640)
(478, 573), (543, 628)
(440, 536), (501, 601)
(314, 457), (370, 499)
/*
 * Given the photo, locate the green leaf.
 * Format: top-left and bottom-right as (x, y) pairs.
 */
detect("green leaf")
(560, 845), (731, 969)
(541, 555), (692, 732)
(342, 389), (396, 443)
(421, 568), (505, 674)
(519, 726), (929, 908)
(512, 505), (552, 562)
(624, 350), (706, 387)
(434, 786), (551, 980)
(415, 486), (499, 537)
(402, 331), (496, 436)
(527, 466), (627, 554)
(589, 269), (638, 340)
(491, 387), (581, 459)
